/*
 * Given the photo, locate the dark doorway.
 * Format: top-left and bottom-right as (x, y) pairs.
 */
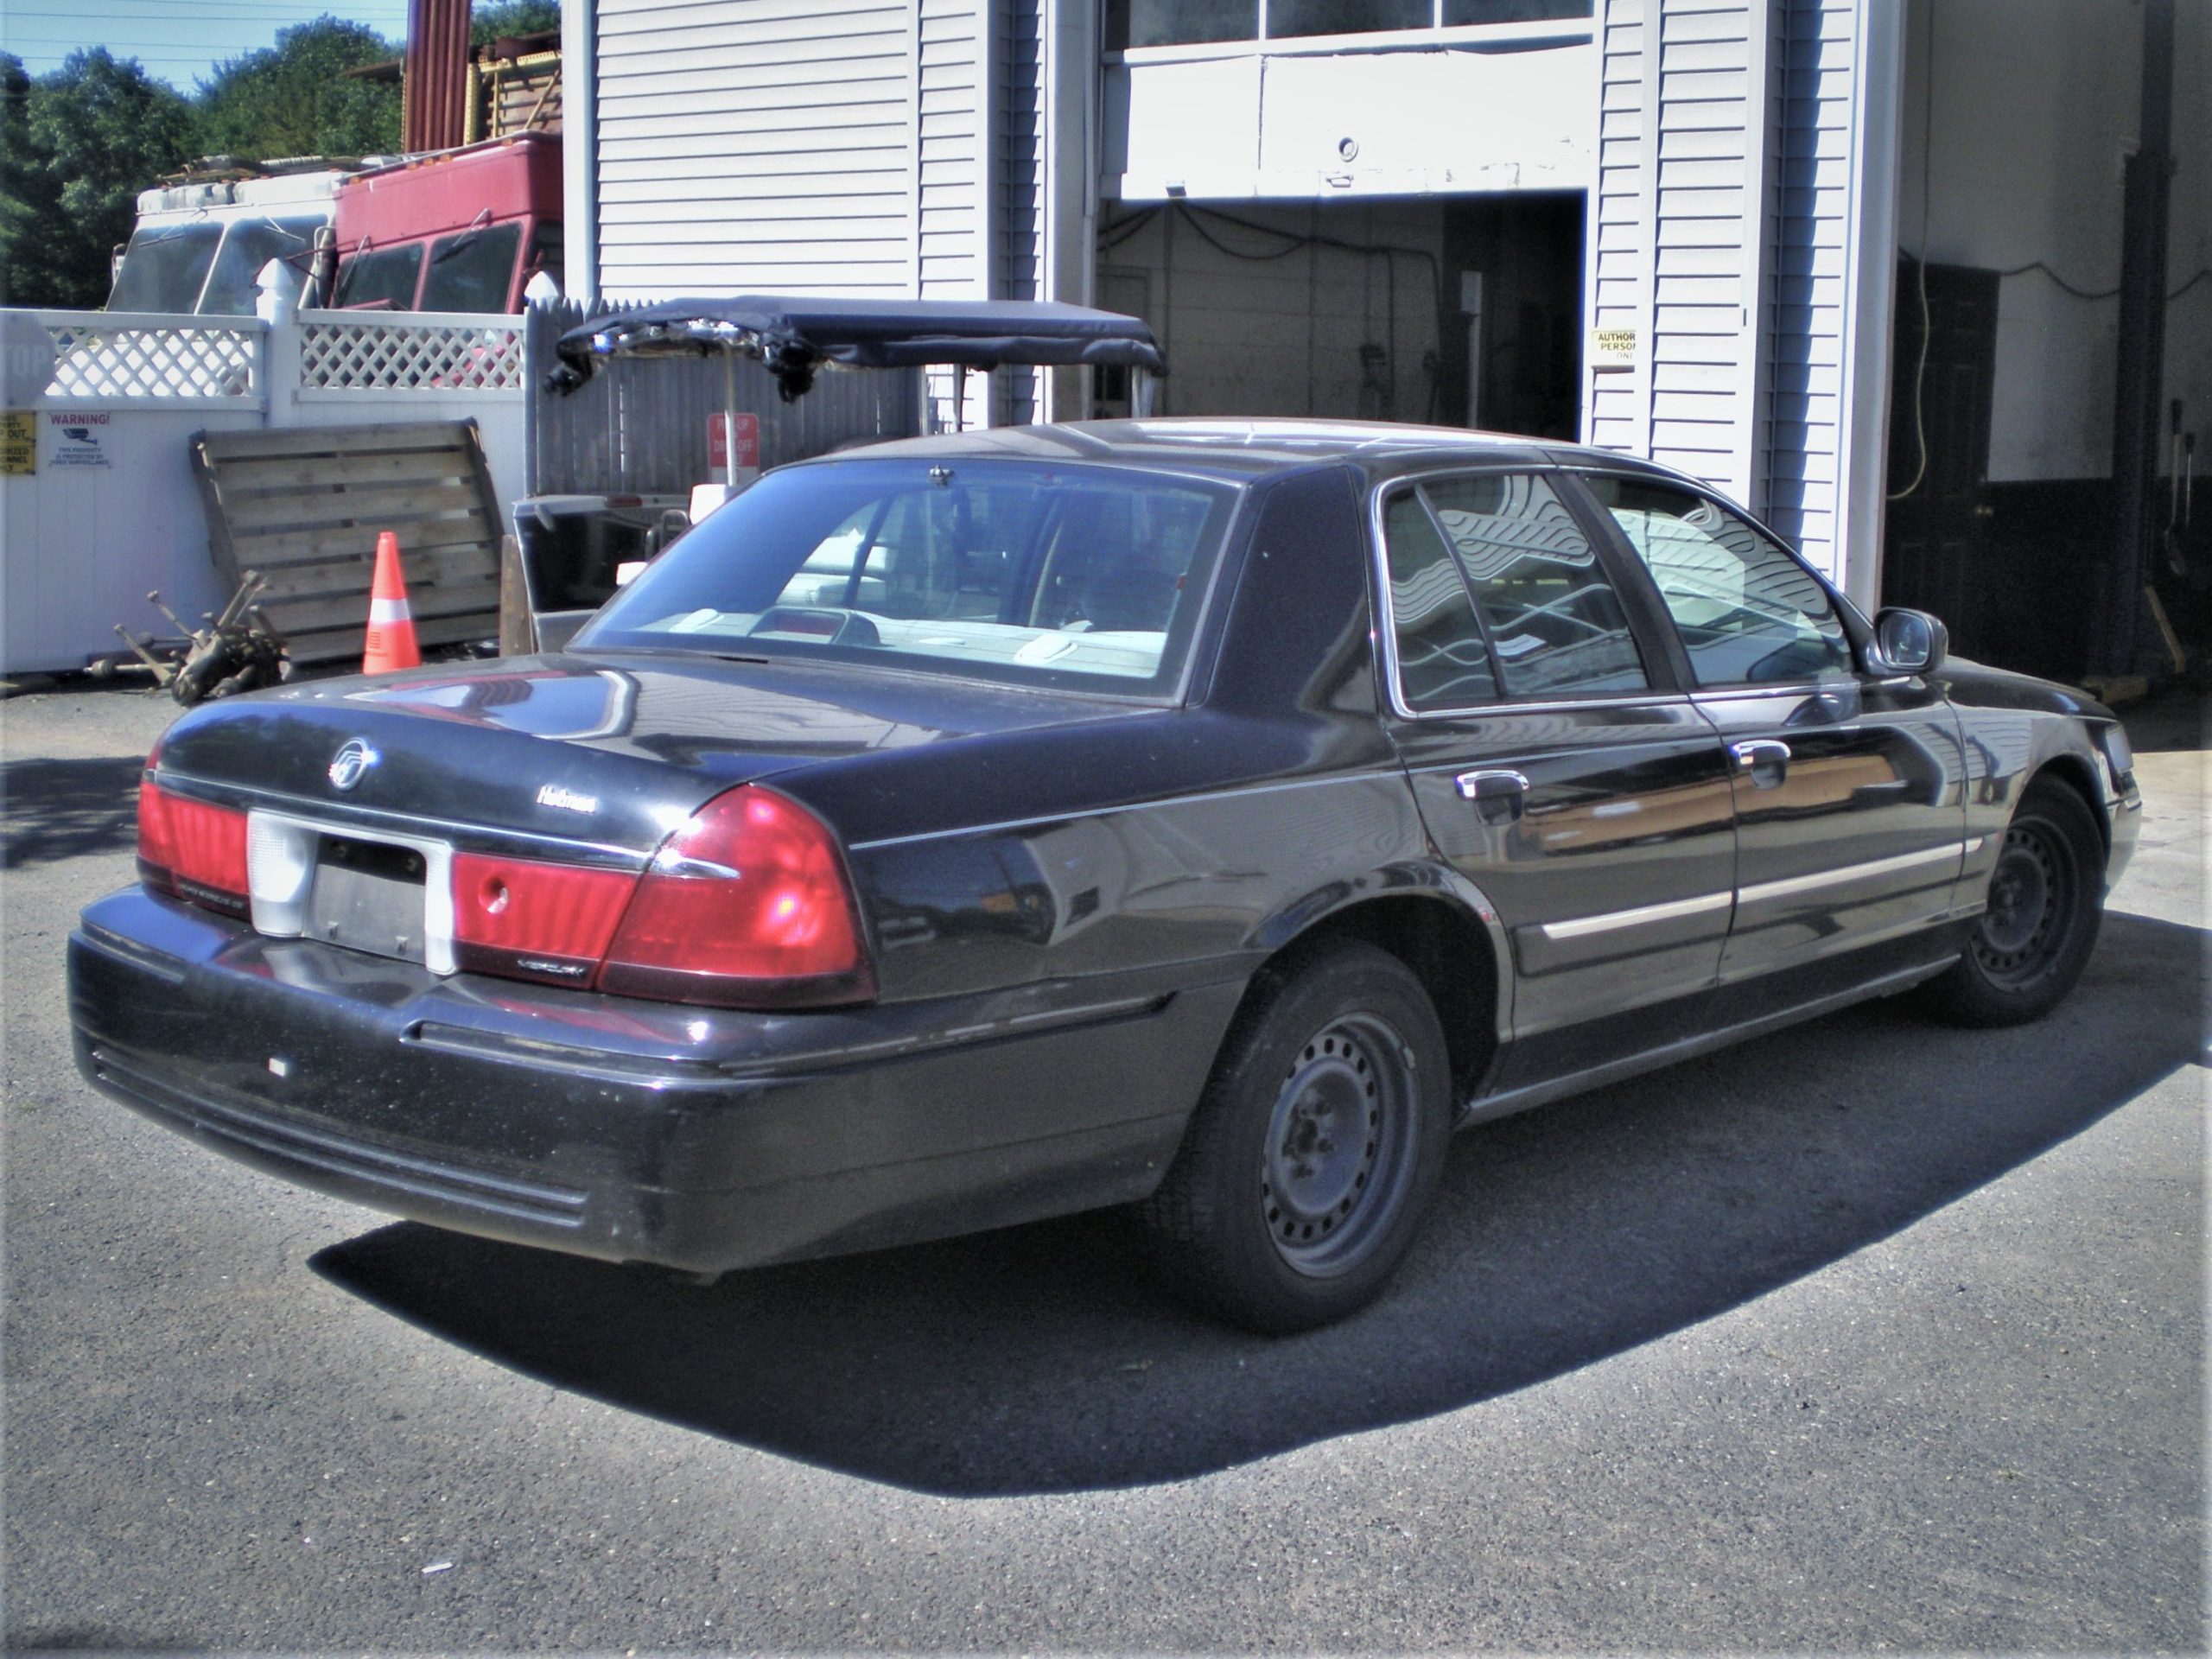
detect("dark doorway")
(1881, 256), (1999, 647)
(1440, 192), (1586, 440)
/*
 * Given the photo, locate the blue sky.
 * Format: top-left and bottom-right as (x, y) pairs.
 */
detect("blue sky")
(3, 0), (411, 92)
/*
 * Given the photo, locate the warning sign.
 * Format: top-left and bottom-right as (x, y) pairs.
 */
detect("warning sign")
(47, 409), (112, 468)
(1, 410), (33, 474)
(708, 411), (760, 484)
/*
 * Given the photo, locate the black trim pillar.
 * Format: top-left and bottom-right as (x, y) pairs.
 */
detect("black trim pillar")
(2093, 0), (2177, 677)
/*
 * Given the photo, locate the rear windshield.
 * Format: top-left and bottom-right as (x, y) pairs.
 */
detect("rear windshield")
(108, 221), (221, 312)
(572, 458), (1239, 697)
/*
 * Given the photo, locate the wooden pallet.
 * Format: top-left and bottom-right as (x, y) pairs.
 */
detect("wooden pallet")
(191, 422), (504, 666)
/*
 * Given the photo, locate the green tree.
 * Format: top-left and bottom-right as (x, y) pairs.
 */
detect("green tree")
(195, 17), (401, 163)
(0, 48), (199, 308)
(472, 0), (562, 48)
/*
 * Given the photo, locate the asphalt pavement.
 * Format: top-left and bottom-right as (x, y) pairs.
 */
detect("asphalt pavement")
(2, 679), (2202, 1652)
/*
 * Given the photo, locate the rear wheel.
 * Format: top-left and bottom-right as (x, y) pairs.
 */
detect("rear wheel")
(1923, 776), (2104, 1027)
(1137, 940), (1451, 1332)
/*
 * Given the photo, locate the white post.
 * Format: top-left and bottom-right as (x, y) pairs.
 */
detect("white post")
(257, 261), (301, 431)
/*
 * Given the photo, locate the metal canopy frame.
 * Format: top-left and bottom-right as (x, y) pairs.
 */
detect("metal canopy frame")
(547, 296), (1165, 434)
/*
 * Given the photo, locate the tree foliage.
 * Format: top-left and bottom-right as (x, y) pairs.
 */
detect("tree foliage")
(0, 2), (562, 307)
(472, 0), (563, 48)
(0, 48), (199, 308)
(195, 18), (402, 163)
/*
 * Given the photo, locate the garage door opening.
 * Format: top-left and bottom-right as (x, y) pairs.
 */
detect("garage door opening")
(1092, 193), (1584, 438)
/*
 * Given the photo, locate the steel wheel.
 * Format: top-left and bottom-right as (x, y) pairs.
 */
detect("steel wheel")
(1969, 817), (2073, 989)
(1261, 1013), (1421, 1278)
(1923, 776), (2104, 1027)
(1136, 938), (1452, 1332)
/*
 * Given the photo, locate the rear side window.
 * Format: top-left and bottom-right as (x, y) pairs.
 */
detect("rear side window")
(335, 243), (423, 309)
(1379, 472), (1649, 708)
(1382, 492), (1497, 709)
(1584, 476), (1852, 685)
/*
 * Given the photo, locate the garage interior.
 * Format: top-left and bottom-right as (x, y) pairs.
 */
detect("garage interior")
(1881, 0), (2208, 683)
(1093, 194), (1586, 441)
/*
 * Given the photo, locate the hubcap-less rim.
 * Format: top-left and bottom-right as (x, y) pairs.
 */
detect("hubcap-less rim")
(1972, 817), (2073, 988)
(1261, 1013), (1417, 1278)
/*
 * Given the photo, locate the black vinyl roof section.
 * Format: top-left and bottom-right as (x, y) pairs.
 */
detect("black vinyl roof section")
(550, 296), (1166, 401)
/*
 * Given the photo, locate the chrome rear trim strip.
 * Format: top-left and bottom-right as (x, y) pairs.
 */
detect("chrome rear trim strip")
(1537, 889), (1732, 942)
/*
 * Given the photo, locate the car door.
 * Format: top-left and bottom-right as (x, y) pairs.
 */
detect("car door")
(1372, 468), (1738, 1077)
(1568, 471), (1970, 988)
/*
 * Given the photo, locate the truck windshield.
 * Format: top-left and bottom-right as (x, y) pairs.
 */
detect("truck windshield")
(108, 221), (221, 312)
(422, 222), (522, 313)
(572, 458), (1239, 698)
(335, 243), (424, 309)
(200, 215), (323, 315)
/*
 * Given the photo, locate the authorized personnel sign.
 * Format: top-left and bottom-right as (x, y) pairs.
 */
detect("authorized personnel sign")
(1, 410), (33, 474)
(1589, 326), (1638, 372)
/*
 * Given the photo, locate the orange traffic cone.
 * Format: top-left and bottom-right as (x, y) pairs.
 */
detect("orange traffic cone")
(362, 531), (422, 673)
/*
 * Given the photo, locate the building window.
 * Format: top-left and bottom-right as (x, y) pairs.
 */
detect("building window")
(1105, 0), (1592, 51)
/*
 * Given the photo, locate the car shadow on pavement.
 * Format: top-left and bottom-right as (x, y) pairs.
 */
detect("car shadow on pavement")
(0, 755), (144, 870)
(313, 910), (2207, 1499)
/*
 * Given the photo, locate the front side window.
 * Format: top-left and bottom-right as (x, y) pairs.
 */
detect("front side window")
(1584, 476), (1852, 685)
(573, 459), (1236, 697)
(1380, 472), (1649, 707)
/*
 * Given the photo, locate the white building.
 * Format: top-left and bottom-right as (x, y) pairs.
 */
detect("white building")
(559, 0), (2209, 678)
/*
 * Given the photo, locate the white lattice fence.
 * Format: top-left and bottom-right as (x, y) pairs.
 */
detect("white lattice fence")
(298, 316), (525, 391)
(43, 316), (262, 401)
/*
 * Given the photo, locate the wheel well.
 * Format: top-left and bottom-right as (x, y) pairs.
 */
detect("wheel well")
(1281, 896), (1498, 1102)
(2028, 754), (2109, 858)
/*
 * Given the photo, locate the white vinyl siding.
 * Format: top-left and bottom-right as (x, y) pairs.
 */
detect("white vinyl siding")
(1758, 0), (1855, 574)
(1586, 0), (1650, 455)
(1586, 0), (1859, 560)
(1647, 0), (1763, 500)
(919, 0), (984, 302)
(594, 0), (919, 297)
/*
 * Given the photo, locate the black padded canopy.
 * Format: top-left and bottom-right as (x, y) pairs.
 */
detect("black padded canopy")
(550, 296), (1165, 400)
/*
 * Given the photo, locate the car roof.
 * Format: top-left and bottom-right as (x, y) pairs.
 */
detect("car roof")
(818, 417), (1700, 487)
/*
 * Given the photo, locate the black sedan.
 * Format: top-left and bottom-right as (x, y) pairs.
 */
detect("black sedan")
(69, 421), (2142, 1331)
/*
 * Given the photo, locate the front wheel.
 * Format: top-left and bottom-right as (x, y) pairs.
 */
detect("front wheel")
(1137, 939), (1452, 1332)
(1923, 776), (2105, 1027)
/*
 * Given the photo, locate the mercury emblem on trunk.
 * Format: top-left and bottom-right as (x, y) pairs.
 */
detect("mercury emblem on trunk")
(327, 738), (378, 791)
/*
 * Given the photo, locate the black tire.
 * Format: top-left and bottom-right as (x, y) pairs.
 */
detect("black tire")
(1137, 939), (1452, 1333)
(1923, 776), (2105, 1027)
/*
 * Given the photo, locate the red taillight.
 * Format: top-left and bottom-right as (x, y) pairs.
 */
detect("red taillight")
(598, 785), (873, 1007)
(451, 852), (639, 987)
(137, 779), (250, 916)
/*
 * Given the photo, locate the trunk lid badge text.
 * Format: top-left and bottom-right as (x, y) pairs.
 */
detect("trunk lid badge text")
(537, 784), (599, 814)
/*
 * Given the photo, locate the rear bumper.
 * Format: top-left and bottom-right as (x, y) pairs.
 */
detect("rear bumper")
(69, 887), (1240, 1274)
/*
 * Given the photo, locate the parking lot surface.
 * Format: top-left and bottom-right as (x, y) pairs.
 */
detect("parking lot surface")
(3, 681), (2202, 1651)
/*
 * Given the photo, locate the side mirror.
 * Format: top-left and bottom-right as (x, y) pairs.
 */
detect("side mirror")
(1869, 607), (1948, 676)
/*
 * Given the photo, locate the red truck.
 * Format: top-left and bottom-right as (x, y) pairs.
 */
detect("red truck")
(329, 131), (562, 312)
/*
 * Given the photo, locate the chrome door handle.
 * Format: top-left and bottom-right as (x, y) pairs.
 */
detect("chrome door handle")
(1729, 740), (1791, 789)
(1455, 768), (1529, 824)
